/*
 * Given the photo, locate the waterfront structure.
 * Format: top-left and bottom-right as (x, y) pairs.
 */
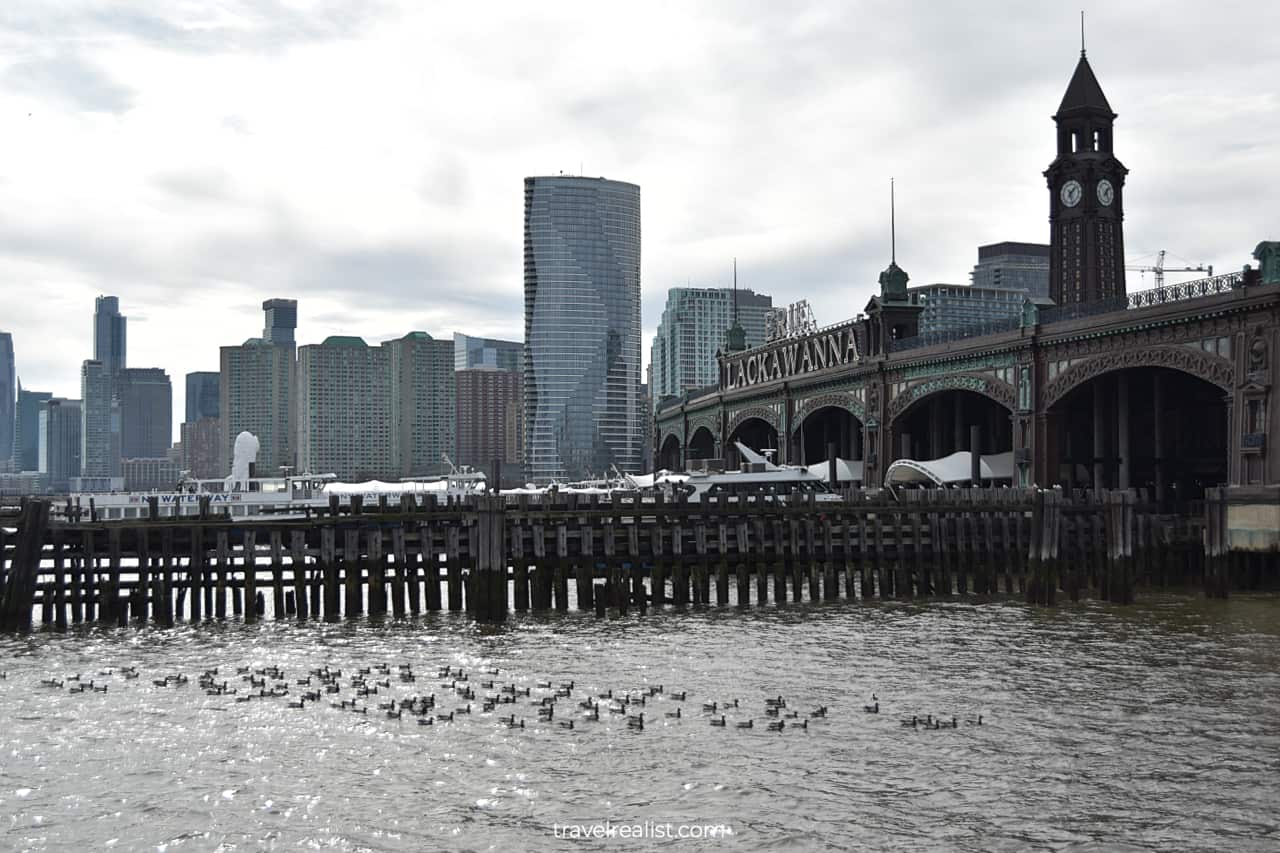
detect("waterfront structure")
(185, 372), (219, 423)
(80, 360), (118, 478)
(12, 383), (52, 472)
(907, 283), (1029, 335)
(295, 337), (392, 480)
(180, 417), (221, 478)
(0, 331), (12, 468)
(220, 301), (296, 476)
(970, 242), (1050, 296)
(116, 368), (172, 461)
(523, 175), (642, 483)
(456, 367), (522, 481)
(39, 398), (81, 492)
(93, 296), (127, 373)
(385, 332), (455, 478)
(454, 333), (522, 373)
(656, 49), (1280, 493)
(651, 287), (772, 409)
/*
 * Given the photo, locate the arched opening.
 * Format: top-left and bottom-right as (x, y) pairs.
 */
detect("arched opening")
(1047, 366), (1227, 502)
(658, 434), (682, 471)
(726, 417), (779, 468)
(891, 389), (1013, 463)
(687, 426), (716, 462)
(795, 406), (863, 465)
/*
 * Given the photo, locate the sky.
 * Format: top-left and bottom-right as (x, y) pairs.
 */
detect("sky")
(1, 1), (1277, 437)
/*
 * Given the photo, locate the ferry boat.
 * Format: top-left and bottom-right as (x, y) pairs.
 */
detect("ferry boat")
(70, 434), (488, 521)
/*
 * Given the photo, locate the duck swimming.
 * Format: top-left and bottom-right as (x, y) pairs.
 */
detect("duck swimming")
(709, 715), (727, 727)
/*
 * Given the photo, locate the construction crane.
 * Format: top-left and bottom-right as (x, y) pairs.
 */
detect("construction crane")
(1125, 250), (1212, 289)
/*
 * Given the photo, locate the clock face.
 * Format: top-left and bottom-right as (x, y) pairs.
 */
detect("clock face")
(1060, 179), (1083, 208)
(1097, 179), (1115, 207)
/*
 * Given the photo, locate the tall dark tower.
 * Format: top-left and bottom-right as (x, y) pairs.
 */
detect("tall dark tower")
(1045, 45), (1128, 306)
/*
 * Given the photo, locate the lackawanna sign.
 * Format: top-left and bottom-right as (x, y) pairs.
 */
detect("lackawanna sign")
(720, 320), (860, 391)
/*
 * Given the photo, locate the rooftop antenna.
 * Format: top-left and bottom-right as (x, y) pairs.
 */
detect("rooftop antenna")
(1080, 10), (1086, 56)
(890, 178), (896, 264)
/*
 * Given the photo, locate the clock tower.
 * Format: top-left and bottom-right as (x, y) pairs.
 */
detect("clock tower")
(1045, 47), (1128, 307)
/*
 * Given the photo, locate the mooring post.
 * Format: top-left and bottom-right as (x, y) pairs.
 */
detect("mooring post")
(0, 500), (50, 632)
(472, 495), (508, 621)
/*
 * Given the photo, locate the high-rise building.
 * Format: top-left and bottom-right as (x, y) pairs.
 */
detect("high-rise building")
(907, 283), (1028, 335)
(523, 175), (642, 483)
(180, 417), (222, 479)
(116, 368), (172, 460)
(39, 398), (82, 492)
(296, 337), (392, 480)
(93, 295), (127, 373)
(385, 332), (455, 478)
(262, 299), (298, 345)
(970, 242), (1050, 297)
(650, 286), (772, 408)
(80, 359), (118, 478)
(13, 383), (52, 472)
(220, 301), (296, 476)
(121, 457), (180, 491)
(456, 368), (522, 480)
(185, 371), (220, 423)
(454, 333), (522, 373)
(0, 331), (13, 468)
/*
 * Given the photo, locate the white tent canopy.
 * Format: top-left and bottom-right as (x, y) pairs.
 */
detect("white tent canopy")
(803, 458), (865, 483)
(884, 451), (1015, 487)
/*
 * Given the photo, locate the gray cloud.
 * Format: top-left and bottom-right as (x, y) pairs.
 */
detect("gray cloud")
(3, 52), (134, 113)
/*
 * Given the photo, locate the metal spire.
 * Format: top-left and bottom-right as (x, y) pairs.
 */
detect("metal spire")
(890, 178), (896, 264)
(1080, 10), (1086, 57)
(733, 257), (739, 323)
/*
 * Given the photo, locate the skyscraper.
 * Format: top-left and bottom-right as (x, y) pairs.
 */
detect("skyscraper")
(456, 367), (522, 480)
(13, 383), (52, 472)
(93, 295), (127, 373)
(116, 368), (173, 460)
(970, 242), (1050, 297)
(650, 287), (772, 408)
(523, 175), (641, 483)
(262, 299), (298, 345)
(385, 332), (455, 478)
(454, 333), (522, 373)
(220, 301), (297, 476)
(0, 331), (13, 468)
(185, 371), (220, 423)
(296, 337), (392, 479)
(39, 398), (82, 492)
(80, 360), (117, 478)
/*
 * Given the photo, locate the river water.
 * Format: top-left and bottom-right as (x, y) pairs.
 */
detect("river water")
(1, 594), (1278, 852)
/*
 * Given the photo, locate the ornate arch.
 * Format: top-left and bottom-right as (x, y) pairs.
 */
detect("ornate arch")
(1042, 346), (1234, 409)
(886, 374), (1016, 423)
(658, 426), (683, 451)
(686, 411), (720, 440)
(726, 405), (782, 437)
(791, 392), (866, 434)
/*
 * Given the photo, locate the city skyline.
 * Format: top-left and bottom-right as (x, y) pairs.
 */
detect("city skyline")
(1, 4), (1276, 421)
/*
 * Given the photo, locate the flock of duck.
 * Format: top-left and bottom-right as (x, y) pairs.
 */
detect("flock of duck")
(19, 664), (984, 734)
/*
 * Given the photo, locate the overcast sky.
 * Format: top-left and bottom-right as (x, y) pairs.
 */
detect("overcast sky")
(2, 1), (1277, 435)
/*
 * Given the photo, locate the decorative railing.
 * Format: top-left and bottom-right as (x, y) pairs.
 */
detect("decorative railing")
(887, 315), (1022, 353)
(1042, 271), (1246, 325)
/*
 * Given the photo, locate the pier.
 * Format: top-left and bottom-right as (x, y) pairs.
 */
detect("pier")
(4, 487), (1271, 632)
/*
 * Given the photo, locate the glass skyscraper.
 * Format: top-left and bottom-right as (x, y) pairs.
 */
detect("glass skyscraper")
(523, 175), (641, 483)
(0, 331), (13, 467)
(93, 295), (127, 373)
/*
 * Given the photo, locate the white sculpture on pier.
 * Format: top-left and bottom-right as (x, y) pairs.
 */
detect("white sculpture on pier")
(226, 431), (261, 491)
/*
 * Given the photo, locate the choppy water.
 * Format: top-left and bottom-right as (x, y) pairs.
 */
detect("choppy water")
(1, 594), (1278, 852)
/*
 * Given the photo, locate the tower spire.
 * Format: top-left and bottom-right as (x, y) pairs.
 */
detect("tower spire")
(732, 257), (738, 324)
(1080, 10), (1086, 56)
(890, 178), (896, 264)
